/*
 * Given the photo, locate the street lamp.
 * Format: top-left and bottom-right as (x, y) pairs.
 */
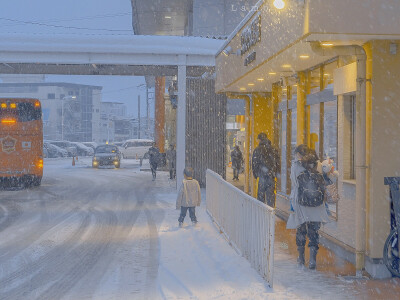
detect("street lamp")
(61, 95), (76, 140)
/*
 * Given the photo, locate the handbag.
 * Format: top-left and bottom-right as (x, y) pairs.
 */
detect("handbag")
(326, 183), (339, 204)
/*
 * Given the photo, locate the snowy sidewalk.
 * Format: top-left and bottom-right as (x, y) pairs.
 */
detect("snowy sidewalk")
(154, 185), (360, 299)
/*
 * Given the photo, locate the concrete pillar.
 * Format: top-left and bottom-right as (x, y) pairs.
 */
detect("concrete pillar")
(297, 72), (306, 145)
(245, 96), (250, 194)
(155, 77), (165, 152)
(176, 60), (186, 187)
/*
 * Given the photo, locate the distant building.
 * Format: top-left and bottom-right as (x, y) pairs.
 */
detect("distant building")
(0, 82), (102, 142)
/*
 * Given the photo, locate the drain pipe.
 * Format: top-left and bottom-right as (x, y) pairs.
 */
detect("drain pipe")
(310, 42), (367, 277)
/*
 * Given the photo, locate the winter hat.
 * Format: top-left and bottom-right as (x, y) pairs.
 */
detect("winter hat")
(257, 132), (268, 141)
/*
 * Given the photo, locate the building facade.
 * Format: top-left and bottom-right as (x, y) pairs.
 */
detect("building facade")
(0, 82), (102, 142)
(216, 0), (400, 278)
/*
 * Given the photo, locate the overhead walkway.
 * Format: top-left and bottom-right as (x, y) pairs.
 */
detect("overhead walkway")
(0, 33), (224, 185)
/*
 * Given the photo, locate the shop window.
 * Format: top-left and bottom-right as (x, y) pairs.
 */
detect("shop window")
(323, 61), (338, 89)
(343, 95), (356, 180)
(310, 67), (321, 94)
(323, 99), (338, 166)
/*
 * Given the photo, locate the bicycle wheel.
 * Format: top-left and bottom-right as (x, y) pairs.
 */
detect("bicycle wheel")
(383, 230), (400, 277)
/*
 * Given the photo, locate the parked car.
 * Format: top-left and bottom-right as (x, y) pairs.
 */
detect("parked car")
(71, 142), (94, 156)
(44, 142), (68, 158)
(120, 139), (154, 159)
(92, 145), (121, 168)
(47, 140), (77, 157)
(82, 142), (98, 151)
(43, 145), (49, 158)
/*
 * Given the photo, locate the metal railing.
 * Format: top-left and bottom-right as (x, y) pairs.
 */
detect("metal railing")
(206, 169), (275, 287)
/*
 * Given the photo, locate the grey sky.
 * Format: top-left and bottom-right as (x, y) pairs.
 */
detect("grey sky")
(0, 0), (148, 117)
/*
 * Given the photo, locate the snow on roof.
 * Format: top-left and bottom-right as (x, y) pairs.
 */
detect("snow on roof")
(0, 33), (225, 56)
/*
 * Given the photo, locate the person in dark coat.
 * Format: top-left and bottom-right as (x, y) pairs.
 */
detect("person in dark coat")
(166, 144), (176, 179)
(252, 132), (280, 207)
(230, 145), (243, 180)
(148, 143), (160, 181)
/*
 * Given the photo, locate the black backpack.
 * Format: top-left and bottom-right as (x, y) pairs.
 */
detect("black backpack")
(297, 169), (325, 207)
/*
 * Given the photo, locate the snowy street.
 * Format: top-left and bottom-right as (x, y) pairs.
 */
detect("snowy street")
(0, 158), (397, 299)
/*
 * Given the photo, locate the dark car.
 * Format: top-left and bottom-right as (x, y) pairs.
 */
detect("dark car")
(92, 145), (121, 168)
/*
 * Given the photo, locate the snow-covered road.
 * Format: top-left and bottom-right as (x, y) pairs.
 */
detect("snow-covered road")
(0, 158), (364, 299)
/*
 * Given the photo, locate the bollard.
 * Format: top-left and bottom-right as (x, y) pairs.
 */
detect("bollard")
(72, 156), (75, 166)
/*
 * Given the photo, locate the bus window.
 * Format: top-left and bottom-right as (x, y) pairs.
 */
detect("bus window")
(0, 102), (41, 122)
(18, 103), (42, 122)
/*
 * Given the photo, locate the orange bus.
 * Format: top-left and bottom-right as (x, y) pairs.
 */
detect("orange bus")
(0, 98), (43, 186)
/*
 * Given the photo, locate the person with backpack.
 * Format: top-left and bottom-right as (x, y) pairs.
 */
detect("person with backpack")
(252, 132), (280, 207)
(286, 145), (330, 270)
(148, 142), (160, 181)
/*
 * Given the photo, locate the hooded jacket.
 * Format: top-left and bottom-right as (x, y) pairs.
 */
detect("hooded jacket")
(176, 178), (201, 209)
(252, 139), (280, 178)
(286, 159), (330, 229)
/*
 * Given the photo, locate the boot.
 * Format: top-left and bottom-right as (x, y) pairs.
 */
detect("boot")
(309, 246), (318, 270)
(297, 246), (305, 266)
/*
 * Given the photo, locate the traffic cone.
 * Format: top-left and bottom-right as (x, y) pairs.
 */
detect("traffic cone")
(72, 156), (75, 166)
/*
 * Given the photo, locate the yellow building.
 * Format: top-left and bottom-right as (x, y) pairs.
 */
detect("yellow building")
(216, 0), (400, 278)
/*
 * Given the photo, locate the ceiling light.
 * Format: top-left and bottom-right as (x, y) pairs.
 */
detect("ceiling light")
(282, 64), (291, 68)
(293, 84), (298, 87)
(269, 72), (277, 75)
(324, 73), (330, 76)
(165, 16), (172, 19)
(321, 42), (334, 47)
(240, 87), (246, 91)
(273, 0), (285, 9)
(248, 83), (255, 86)
(257, 78), (264, 81)
(299, 55), (309, 59)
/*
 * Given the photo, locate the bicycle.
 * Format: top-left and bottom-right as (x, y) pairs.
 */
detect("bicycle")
(383, 177), (400, 277)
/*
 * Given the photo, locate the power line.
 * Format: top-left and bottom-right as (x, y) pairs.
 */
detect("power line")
(0, 17), (132, 32)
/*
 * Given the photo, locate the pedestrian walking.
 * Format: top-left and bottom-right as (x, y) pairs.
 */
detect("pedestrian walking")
(286, 145), (330, 270)
(176, 167), (201, 227)
(166, 144), (176, 179)
(148, 142), (160, 181)
(230, 145), (243, 181)
(252, 132), (280, 207)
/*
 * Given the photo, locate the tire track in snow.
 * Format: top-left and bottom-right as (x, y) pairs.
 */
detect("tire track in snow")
(0, 201), (22, 233)
(37, 207), (118, 300)
(0, 210), (91, 298)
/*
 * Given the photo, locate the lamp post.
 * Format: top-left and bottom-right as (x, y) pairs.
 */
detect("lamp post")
(61, 95), (76, 140)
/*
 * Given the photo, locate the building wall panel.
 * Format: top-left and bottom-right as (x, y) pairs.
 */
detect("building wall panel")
(186, 78), (226, 186)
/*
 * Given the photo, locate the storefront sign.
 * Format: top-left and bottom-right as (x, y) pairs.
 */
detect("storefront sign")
(241, 13), (261, 56)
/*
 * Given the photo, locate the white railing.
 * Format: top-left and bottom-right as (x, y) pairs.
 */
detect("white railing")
(206, 169), (275, 287)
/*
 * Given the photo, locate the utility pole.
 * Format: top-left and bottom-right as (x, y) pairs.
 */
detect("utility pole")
(146, 85), (149, 138)
(138, 94), (141, 139)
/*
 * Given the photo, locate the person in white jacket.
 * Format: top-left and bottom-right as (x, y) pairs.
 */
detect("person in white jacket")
(176, 167), (201, 227)
(287, 145), (330, 270)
